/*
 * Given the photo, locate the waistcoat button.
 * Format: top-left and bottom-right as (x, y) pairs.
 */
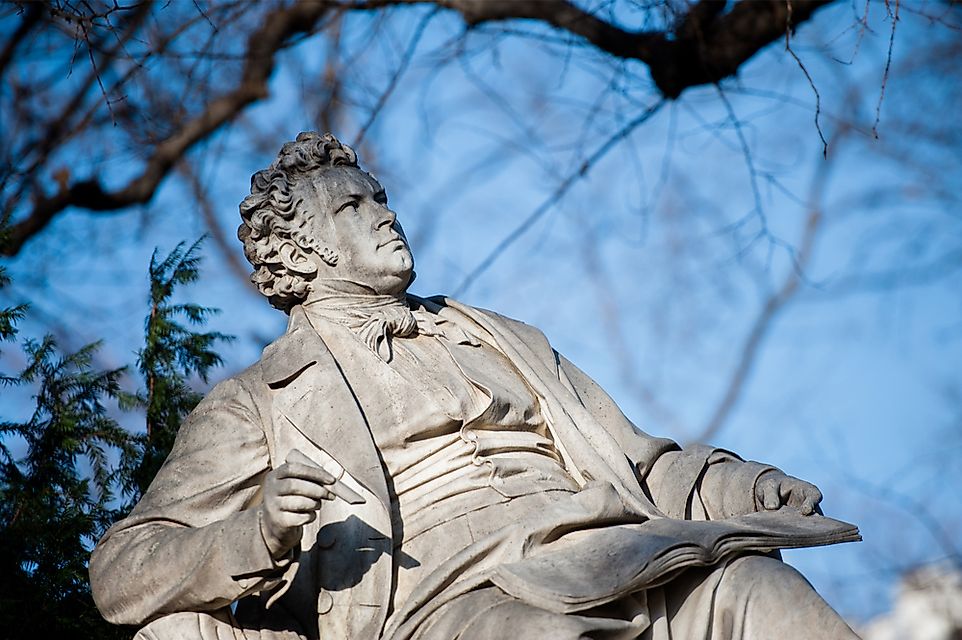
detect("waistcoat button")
(317, 590), (334, 614)
(316, 528), (336, 549)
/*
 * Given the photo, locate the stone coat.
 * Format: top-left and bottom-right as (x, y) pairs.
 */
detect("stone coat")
(89, 297), (769, 639)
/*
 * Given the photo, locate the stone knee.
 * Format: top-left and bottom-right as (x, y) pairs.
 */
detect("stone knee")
(132, 610), (245, 640)
(713, 554), (860, 640)
(718, 554), (811, 603)
(463, 600), (597, 640)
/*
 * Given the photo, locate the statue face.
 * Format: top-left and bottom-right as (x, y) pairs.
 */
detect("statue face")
(307, 166), (414, 295)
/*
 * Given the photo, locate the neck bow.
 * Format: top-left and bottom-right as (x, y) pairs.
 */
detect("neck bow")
(303, 279), (479, 361)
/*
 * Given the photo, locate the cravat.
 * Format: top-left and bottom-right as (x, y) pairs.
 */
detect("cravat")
(303, 279), (479, 361)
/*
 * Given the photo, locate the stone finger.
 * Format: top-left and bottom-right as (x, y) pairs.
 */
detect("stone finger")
(276, 494), (323, 513)
(763, 481), (781, 510)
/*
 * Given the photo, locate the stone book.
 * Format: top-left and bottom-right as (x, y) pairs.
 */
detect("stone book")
(491, 509), (861, 613)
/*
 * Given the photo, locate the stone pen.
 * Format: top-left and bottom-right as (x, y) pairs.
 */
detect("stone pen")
(286, 448), (366, 505)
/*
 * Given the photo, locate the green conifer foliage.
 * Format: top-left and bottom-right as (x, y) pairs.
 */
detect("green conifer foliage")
(124, 238), (233, 500)
(0, 240), (230, 637)
(0, 266), (26, 386)
(0, 286), (134, 637)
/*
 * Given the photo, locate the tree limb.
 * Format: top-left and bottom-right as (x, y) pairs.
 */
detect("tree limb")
(2, 0), (838, 256)
(1, 0), (333, 257)
(691, 126), (845, 444)
(435, 0), (837, 98)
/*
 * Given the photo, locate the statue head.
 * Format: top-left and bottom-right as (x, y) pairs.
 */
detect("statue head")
(238, 132), (414, 312)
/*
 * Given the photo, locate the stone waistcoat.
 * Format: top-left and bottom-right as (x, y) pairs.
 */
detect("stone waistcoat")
(302, 309), (580, 543)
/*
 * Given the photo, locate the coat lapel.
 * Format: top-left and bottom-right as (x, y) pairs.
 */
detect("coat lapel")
(261, 307), (391, 511)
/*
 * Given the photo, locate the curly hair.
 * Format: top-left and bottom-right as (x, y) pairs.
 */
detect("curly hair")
(238, 132), (359, 312)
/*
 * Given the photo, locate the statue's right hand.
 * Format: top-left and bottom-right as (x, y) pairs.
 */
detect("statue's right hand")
(259, 459), (336, 557)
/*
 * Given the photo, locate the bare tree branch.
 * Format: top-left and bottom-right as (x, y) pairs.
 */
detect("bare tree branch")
(1, 0), (840, 257)
(177, 160), (256, 291)
(873, 0), (901, 138)
(0, 2), (43, 77)
(430, 0), (837, 98)
(4, 1), (155, 211)
(842, 469), (962, 564)
(578, 224), (690, 437)
(1, 0), (334, 257)
(353, 8), (438, 146)
(691, 128), (846, 444)
(454, 99), (666, 296)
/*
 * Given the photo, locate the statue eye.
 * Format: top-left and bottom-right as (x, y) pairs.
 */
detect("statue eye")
(336, 199), (360, 214)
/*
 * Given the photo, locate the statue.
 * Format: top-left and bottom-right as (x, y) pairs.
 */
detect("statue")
(90, 132), (862, 639)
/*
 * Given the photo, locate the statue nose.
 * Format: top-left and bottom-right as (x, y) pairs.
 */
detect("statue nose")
(378, 204), (397, 228)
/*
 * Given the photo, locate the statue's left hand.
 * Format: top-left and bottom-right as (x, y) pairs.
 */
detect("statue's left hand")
(754, 471), (823, 516)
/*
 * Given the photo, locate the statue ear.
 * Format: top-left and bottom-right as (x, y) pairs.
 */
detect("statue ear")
(292, 231), (338, 267)
(277, 238), (318, 276)
(316, 246), (339, 267)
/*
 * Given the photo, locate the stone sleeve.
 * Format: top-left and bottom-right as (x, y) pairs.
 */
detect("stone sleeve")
(698, 457), (779, 519)
(556, 353), (777, 520)
(555, 353), (678, 478)
(89, 376), (291, 626)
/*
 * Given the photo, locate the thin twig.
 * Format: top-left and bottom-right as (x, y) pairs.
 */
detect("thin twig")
(177, 160), (257, 290)
(2, 1), (333, 257)
(578, 225), (689, 436)
(354, 8), (437, 146)
(714, 84), (767, 234)
(784, 30), (828, 156)
(0, 3), (43, 77)
(690, 130), (844, 444)
(842, 471), (962, 563)
(873, 0), (900, 138)
(453, 99), (666, 297)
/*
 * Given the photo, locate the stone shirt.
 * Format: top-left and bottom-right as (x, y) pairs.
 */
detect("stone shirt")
(303, 305), (580, 543)
(377, 327), (580, 541)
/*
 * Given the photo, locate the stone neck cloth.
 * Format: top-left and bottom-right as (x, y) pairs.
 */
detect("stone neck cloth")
(303, 279), (479, 361)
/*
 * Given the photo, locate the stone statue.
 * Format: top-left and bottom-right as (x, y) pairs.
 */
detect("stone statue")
(90, 132), (862, 640)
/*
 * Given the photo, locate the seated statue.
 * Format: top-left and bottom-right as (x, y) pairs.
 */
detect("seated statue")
(90, 132), (861, 640)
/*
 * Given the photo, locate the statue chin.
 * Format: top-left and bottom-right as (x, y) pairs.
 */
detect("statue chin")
(370, 250), (416, 296)
(378, 263), (416, 297)
(402, 267), (416, 290)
